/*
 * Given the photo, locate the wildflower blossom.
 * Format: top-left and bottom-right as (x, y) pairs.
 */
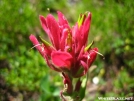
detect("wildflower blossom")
(29, 11), (99, 99)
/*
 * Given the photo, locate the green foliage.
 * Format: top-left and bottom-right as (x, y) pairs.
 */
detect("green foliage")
(5, 50), (47, 90)
(0, 0), (134, 100)
(39, 75), (60, 101)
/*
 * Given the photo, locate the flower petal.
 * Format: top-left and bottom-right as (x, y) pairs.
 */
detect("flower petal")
(29, 35), (61, 72)
(80, 60), (88, 74)
(46, 14), (60, 49)
(72, 23), (81, 53)
(60, 28), (68, 51)
(82, 12), (91, 45)
(29, 34), (46, 59)
(39, 36), (55, 56)
(39, 15), (52, 39)
(57, 11), (68, 26)
(51, 51), (73, 69)
(88, 48), (98, 67)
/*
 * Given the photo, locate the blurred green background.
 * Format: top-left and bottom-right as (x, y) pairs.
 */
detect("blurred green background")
(0, 0), (134, 101)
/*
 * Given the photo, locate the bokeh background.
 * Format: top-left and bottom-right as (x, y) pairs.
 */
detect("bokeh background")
(0, 0), (134, 101)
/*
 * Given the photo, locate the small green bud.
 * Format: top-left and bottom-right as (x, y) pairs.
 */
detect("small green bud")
(84, 41), (94, 52)
(39, 36), (51, 47)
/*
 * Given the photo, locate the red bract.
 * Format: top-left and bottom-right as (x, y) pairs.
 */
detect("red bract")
(29, 11), (98, 77)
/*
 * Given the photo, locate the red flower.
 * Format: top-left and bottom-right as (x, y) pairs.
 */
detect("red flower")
(29, 11), (98, 77)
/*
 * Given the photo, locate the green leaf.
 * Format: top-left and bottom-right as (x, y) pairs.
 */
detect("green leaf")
(79, 73), (88, 100)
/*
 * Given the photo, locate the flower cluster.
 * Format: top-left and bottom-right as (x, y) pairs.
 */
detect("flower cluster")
(29, 11), (98, 99)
